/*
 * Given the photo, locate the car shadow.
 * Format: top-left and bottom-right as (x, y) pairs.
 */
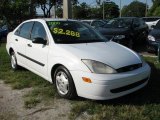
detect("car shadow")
(74, 61), (160, 106)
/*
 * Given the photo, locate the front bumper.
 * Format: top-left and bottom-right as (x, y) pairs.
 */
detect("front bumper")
(70, 63), (151, 100)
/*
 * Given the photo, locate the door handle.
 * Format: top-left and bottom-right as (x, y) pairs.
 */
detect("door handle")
(27, 44), (32, 47)
(15, 39), (18, 41)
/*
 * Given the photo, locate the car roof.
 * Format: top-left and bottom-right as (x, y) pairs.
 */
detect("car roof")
(23, 18), (78, 23)
(116, 17), (137, 19)
(142, 17), (160, 18)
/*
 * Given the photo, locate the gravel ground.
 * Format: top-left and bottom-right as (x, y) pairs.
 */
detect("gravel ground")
(0, 80), (71, 120)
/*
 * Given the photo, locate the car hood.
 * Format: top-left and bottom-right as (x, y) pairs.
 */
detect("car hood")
(149, 29), (160, 41)
(58, 42), (141, 69)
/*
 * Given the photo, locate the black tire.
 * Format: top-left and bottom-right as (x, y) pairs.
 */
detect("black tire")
(54, 66), (77, 99)
(10, 51), (19, 70)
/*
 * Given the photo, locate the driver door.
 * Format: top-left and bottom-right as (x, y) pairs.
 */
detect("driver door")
(26, 21), (49, 77)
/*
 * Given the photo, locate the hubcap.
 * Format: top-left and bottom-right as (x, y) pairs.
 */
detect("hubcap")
(11, 55), (16, 69)
(56, 71), (69, 95)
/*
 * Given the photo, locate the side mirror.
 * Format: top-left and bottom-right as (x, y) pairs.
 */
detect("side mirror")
(32, 37), (47, 45)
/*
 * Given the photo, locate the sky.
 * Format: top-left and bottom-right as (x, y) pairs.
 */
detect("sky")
(79, 0), (153, 8)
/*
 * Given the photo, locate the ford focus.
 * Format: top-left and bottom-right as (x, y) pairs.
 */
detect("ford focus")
(6, 19), (151, 100)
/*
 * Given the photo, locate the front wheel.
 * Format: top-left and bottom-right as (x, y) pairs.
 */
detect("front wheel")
(54, 66), (77, 99)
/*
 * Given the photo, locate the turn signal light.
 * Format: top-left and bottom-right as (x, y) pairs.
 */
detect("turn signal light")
(82, 77), (92, 83)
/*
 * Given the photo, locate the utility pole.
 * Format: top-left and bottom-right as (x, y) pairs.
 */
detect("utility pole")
(63, 0), (72, 19)
(103, 1), (105, 19)
(145, 0), (148, 17)
(119, 0), (122, 17)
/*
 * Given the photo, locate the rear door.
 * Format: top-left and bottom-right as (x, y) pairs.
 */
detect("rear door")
(14, 22), (34, 66)
(25, 21), (49, 77)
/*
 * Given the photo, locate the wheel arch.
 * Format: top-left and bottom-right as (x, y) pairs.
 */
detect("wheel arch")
(51, 64), (65, 83)
(50, 63), (77, 93)
(51, 64), (78, 99)
(9, 47), (14, 55)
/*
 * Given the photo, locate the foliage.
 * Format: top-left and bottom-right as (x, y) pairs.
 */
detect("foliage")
(0, 0), (35, 29)
(73, 1), (119, 19)
(152, 6), (160, 16)
(56, 7), (63, 18)
(73, 2), (91, 19)
(148, 0), (160, 16)
(32, 0), (56, 17)
(33, 0), (78, 18)
(99, 1), (119, 19)
(121, 1), (146, 17)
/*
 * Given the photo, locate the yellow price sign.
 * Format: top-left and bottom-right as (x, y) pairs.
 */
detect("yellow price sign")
(48, 22), (60, 26)
(52, 28), (80, 38)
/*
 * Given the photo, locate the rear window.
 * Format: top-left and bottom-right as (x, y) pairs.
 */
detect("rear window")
(15, 22), (33, 39)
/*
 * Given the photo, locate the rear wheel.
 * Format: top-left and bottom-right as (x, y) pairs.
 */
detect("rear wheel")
(54, 66), (77, 99)
(11, 51), (19, 70)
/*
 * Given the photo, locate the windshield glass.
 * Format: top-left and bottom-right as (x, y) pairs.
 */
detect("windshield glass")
(103, 18), (132, 28)
(155, 21), (160, 29)
(47, 21), (107, 44)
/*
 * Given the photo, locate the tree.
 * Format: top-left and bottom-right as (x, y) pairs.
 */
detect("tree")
(121, 1), (146, 17)
(100, 1), (119, 19)
(32, 0), (56, 17)
(0, 0), (36, 29)
(33, 0), (78, 18)
(56, 7), (63, 18)
(152, 6), (160, 16)
(73, 2), (91, 19)
(73, 1), (119, 19)
(148, 0), (160, 16)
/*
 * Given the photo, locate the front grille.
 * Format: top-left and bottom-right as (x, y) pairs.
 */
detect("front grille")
(110, 77), (148, 93)
(116, 63), (142, 73)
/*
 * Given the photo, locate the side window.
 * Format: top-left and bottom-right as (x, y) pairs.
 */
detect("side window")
(19, 22), (33, 39)
(14, 27), (21, 36)
(31, 22), (47, 40)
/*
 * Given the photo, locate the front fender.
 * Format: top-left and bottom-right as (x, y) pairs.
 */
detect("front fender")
(47, 56), (90, 82)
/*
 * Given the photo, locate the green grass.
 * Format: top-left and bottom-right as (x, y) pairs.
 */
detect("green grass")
(0, 43), (160, 119)
(0, 43), (56, 108)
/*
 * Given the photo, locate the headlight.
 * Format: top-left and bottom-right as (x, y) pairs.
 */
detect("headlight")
(148, 35), (155, 41)
(114, 35), (125, 39)
(82, 59), (117, 74)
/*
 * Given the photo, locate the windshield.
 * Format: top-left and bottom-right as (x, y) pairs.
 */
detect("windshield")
(155, 20), (160, 29)
(103, 18), (132, 28)
(47, 21), (107, 44)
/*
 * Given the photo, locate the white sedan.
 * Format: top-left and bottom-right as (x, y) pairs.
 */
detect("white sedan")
(6, 19), (151, 100)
